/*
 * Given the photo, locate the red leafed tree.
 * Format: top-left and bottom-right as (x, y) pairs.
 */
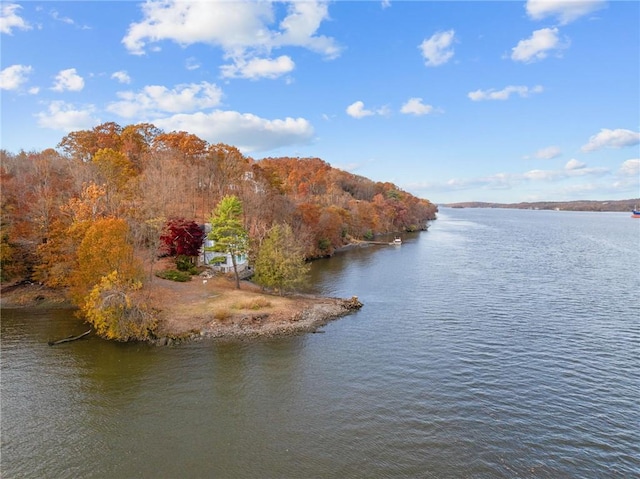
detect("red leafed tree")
(159, 218), (205, 260)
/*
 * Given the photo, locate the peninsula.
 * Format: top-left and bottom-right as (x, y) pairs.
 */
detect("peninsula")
(2, 122), (433, 342)
(1, 274), (363, 344)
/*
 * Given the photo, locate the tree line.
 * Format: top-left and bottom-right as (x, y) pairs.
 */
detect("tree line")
(1, 121), (437, 339)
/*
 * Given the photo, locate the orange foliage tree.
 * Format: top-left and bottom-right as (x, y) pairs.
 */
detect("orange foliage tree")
(70, 217), (142, 304)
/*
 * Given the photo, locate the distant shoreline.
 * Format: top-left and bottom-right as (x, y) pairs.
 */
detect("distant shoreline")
(443, 198), (638, 213)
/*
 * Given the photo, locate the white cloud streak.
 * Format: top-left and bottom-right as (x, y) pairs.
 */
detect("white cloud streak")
(0, 64), (33, 90)
(153, 111), (314, 153)
(346, 101), (375, 119)
(107, 81), (223, 118)
(526, 145), (562, 160)
(122, 0), (339, 80)
(185, 57), (201, 71)
(581, 128), (640, 152)
(419, 30), (455, 67)
(468, 85), (543, 101)
(35, 101), (99, 132)
(526, 0), (607, 25)
(617, 159), (639, 177)
(220, 55), (295, 80)
(400, 98), (434, 116)
(1, 3), (31, 35)
(409, 161), (609, 194)
(52, 68), (84, 92)
(511, 28), (566, 63)
(111, 71), (131, 84)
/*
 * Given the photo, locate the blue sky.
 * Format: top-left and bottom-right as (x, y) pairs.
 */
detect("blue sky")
(1, 0), (638, 204)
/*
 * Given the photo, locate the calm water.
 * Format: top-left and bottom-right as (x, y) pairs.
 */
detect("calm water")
(2, 208), (639, 478)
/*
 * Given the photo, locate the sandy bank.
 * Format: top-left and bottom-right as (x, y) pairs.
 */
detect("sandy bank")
(148, 275), (362, 344)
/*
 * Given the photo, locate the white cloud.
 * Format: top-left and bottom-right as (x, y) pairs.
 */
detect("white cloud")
(273, 1), (340, 58)
(468, 85), (543, 101)
(35, 101), (99, 132)
(617, 159), (640, 177)
(50, 9), (74, 25)
(565, 158), (585, 170)
(122, 0), (340, 80)
(221, 55), (295, 80)
(419, 30), (455, 67)
(526, 145), (562, 160)
(153, 110), (314, 153)
(1, 3), (31, 35)
(52, 68), (84, 92)
(346, 101), (374, 119)
(400, 97), (434, 116)
(0, 64), (33, 90)
(185, 57), (201, 71)
(111, 70), (131, 84)
(107, 81), (223, 118)
(414, 161), (609, 194)
(526, 0), (606, 25)
(122, 1), (272, 54)
(524, 160), (608, 179)
(511, 28), (566, 63)
(523, 169), (564, 181)
(581, 128), (640, 152)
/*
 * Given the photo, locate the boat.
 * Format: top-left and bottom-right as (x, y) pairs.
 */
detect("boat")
(632, 209), (640, 218)
(392, 237), (402, 245)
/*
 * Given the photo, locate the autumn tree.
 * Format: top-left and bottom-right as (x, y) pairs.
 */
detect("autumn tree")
(253, 223), (310, 294)
(34, 182), (109, 287)
(69, 217), (142, 304)
(120, 122), (161, 169)
(0, 200), (26, 281)
(58, 122), (124, 162)
(207, 195), (248, 289)
(92, 148), (137, 215)
(159, 218), (205, 267)
(81, 270), (156, 341)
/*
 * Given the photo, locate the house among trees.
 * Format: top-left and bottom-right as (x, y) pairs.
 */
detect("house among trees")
(200, 223), (249, 274)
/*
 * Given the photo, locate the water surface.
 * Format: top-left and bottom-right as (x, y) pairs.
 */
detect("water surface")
(2, 208), (639, 478)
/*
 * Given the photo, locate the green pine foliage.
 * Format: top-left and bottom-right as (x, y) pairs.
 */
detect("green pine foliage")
(207, 195), (248, 289)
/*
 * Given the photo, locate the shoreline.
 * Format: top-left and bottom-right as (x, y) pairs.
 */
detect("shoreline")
(0, 279), (363, 344)
(154, 295), (363, 345)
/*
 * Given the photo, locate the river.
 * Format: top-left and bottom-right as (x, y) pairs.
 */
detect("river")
(2, 208), (639, 478)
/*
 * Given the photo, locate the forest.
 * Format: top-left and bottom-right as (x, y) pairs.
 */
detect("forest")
(0, 122), (437, 339)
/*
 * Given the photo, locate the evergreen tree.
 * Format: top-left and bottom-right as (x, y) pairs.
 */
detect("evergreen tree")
(254, 223), (310, 294)
(207, 195), (248, 289)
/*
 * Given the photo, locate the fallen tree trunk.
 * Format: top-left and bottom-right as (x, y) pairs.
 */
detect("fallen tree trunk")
(48, 329), (91, 346)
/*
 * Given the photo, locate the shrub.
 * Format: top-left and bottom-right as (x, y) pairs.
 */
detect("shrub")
(175, 255), (198, 274)
(318, 238), (331, 251)
(155, 269), (192, 282)
(233, 298), (272, 310)
(213, 309), (231, 321)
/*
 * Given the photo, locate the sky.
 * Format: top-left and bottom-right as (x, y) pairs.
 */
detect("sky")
(1, 0), (639, 204)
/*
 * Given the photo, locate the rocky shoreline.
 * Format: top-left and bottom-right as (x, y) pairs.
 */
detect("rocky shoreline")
(1, 280), (363, 344)
(153, 296), (363, 345)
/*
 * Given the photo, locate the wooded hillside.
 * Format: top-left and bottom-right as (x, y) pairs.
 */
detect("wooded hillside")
(1, 121), (437, 284)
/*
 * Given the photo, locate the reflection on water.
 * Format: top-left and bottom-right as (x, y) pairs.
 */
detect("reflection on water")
(2, 209), (639, 478)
